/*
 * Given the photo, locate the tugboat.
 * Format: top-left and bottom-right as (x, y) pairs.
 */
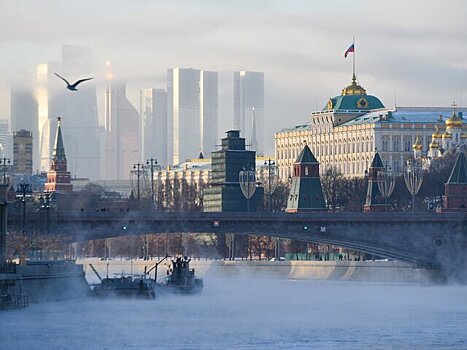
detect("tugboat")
(92, 272), (157, 299)
(157, 256), (203, 295)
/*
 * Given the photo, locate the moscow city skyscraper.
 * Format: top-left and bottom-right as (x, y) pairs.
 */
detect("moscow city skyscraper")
(36, 61), (61, 173)
(35, 45), (100, 179)
(104, 80), (140, 180)
(234, 71), (264, 155)
(59, 45), (100, 179)
(140, 88), (167, 165)
(167, 68), (218, 165)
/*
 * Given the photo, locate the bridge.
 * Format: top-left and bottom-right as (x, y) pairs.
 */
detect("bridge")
(11, 210), (467, 281)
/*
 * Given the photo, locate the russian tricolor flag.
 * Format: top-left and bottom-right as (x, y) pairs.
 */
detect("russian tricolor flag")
(344, 43), (355, 58)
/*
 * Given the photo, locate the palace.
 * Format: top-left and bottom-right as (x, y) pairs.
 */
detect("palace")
(275, 74), (466, 179)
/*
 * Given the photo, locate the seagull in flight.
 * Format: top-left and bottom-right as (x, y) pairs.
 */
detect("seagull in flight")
(55, 73), (94, 91)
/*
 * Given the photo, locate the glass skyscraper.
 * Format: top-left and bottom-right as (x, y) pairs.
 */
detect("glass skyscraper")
(234, 71), (264, 155)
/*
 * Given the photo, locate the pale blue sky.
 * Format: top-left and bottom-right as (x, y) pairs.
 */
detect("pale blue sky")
(0, 0), (466, 154)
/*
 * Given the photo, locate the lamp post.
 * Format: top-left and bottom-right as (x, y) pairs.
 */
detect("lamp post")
(39, 192), (54, 234)
(262, 158), (280, 258)
(239, 166), (257, 261)
(239, 167), (257, 212)
(403, 158), (424, 212)
(0, 157), (11, 185)
(145, 158), (158, 210)
(377, 166), (395, 212)
(131, 162), (145, 210)
(16, 183), (32, 234)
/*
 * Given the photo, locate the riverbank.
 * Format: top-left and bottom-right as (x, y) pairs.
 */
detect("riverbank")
(80, 259), (442, 284)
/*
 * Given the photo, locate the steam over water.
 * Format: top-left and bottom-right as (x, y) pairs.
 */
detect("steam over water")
(1, 279), (467, 349)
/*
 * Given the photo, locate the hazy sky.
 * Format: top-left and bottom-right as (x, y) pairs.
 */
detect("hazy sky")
(1, 0), (466, 154)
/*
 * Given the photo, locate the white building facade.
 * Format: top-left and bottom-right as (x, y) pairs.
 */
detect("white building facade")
(275, 75), (467, 179)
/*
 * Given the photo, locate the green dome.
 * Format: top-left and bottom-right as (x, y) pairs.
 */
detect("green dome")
(323, 74), (385, 111)
(324, 94), (385, 111)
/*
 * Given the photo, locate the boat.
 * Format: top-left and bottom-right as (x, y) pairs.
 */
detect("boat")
(157, 256), (203, 295)
(92, 273), (156, 299)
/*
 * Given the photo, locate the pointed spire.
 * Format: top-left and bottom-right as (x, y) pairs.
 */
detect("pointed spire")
(447, 152), (467, 184)
(295, 143), (318, 164)
(370, 150), (384, 168)
(53, 116), (66, 163)
(250, 107), (258, 152)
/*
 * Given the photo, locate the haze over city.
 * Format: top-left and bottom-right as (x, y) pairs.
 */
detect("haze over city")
(1, 0), (466, 156)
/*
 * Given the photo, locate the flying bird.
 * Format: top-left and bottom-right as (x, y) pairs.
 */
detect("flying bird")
(55, 73), (94, 91)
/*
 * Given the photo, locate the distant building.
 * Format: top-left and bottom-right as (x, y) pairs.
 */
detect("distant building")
(13, 130), (33, 175)
(60, 44), (100, 179)
(140, 88), (167, 165)
(167, 68), (218, 165)
(36, 61), (61, 173)
(203, 130), (263, 212)
(275, 74), (467, 179)
(105, 81), (140, 180)
(45, 117), (72, 192)
(234, 71), (264, 155)
(10, 88), (37, 168)
(0, 119), (9, 157)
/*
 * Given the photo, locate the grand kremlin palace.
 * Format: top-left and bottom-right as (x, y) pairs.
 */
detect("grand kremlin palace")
(275, 74), (467, 180)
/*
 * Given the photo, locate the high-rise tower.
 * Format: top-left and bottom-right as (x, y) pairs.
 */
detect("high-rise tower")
(105, 80), (140, 180)
(234, 71), (264, 155)
(60, 44), (100, 179)
(167, 68), (218, 165)
(140, 88), (167, 165)
(36, 61), (61, 172)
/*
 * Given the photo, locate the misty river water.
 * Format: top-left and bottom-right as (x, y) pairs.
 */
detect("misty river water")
(1, 278), (467, 349)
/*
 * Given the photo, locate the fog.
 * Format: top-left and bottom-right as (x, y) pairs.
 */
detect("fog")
(1, 278), (467, 349)
(1, 1), (467, 154)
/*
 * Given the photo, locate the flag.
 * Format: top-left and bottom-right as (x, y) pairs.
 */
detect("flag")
(344, 43), (354, 58)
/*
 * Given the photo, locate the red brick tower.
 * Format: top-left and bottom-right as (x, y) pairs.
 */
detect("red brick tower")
(439, 151), (467, 212)
(45, 117), (73, 192)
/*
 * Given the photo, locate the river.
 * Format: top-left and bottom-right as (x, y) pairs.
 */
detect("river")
(1, 278), (467, 349)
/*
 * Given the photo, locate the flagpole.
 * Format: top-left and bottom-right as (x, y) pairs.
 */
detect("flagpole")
(353, 36), (355, 78)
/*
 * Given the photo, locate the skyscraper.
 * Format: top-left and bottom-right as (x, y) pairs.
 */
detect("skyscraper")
(105, 81), (140, 180)
(10, 88), (37, 170)
(140, 88), (167, 165)
(13, 130), (33, 174)
(36, 61), (61, 172)
(167, 68), (218, 165)
(234, 71), (264, 155)
(60, 44), (100, 179)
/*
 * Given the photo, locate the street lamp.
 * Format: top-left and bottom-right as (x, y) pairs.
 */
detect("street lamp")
(239, 166), (257, 261)
(403, 158), (424, 212)
(0, 157), (11, 185)
(39, 192), (54, 234)
(131, 162), (145, 210)
(262, 159), (277, 212)
(16, 183), (32, 234)
(377, 166), (395, 212)
(262, 159), (280, 258)
(239, 167), (257, 212)
(145, 158), (159, 210)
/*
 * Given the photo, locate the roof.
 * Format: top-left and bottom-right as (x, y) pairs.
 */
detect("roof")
(278, 122), (310, 133)
(340, 107), (466, 127)
(295, 144), (318, 164)
(52, 117), (66, 162)
(324, 94), (384, 112)
(447, 152), (467, 184)
(370, 152), (384, 168)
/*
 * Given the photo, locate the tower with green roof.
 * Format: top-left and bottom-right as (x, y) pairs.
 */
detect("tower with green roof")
(45, 117), (72, 192)
(286, 142), (325, 212)
(440, 151), (467, 212)
(363, 151), (385, 213)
